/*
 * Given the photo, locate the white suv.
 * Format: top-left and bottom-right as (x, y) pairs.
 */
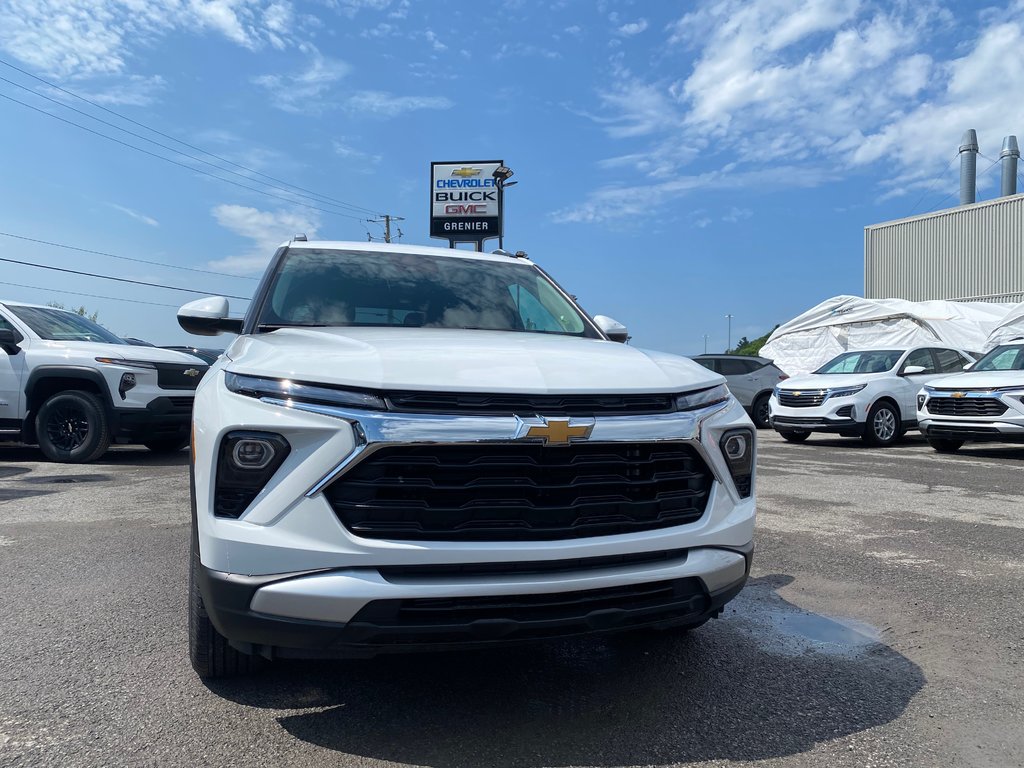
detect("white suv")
(918, 341), (1024, 452)
(180, 241), (756, 677)
(0, 301), (209, 462)
(768, 346), (974, 446)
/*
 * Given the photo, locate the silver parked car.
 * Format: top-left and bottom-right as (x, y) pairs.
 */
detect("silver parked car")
(693, 354), (788, 429)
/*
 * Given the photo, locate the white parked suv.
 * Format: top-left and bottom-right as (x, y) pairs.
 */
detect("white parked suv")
(918, 341), (1024, 452)
(181, 241), (757, 677)
(0, 301), (209, 462)
(769, 346), (974, 446)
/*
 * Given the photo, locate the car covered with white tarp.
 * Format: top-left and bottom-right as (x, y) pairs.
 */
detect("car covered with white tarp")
(760, 296), (1012, 375)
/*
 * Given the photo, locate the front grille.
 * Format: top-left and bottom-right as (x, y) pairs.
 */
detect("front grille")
(168, 396), (195, 410)
(378, 549), (689, 580)
(927, 397), (1007, 417)
(778, 389), (827, 407)
(385, 391), (675, 415)
(323, 442), (713, 541)
(156, 363), (208, 390)
(339, 577), (709, 646)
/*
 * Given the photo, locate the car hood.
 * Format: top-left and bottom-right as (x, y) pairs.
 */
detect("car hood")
(225, 327), (721, 393)
(777, 372), (890, 390)
(35, 340), (208, 365)
(925, 370), (1024, 390)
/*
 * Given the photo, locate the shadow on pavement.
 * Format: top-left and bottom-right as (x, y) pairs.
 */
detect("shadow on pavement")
(207, 574), (924, 766)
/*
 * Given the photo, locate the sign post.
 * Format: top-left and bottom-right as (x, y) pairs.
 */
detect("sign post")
(430, 160), (504, 249)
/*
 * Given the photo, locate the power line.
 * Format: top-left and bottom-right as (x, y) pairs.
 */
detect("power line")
(0, 255), (252, 300)
(925, 155), (1001, 214)
(0, 91), (368, 222)
(0, 230), (259, 280)
(0, 57), (385, 217)
(0, 280), (180, 308)
(908, 153), (958, 216)
(0, 74), (379, 218)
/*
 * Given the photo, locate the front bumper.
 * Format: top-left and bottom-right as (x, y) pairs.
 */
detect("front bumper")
(919, 417), (1024, 442)
(769, 396), (862, 434)
(112, 396), (193, 442)
(198, 545), (751, 658)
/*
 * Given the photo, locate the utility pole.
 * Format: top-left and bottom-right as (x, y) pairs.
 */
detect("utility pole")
(726, 314), (734, 352)
(367, 214), (405, 243)
(703, 334), (709, 354)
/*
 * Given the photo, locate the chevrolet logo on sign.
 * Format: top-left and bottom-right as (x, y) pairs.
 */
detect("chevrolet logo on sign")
(516, 417), (594, 446)
(450, 167), (481, 178)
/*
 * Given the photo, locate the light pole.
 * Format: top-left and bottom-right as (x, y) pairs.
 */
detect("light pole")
(492, 165), (517, 250)
(726, 314), (734, 352)
(703, 334), (709, 354)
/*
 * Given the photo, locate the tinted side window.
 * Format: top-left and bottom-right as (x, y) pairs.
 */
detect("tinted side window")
(903, 349), (937, 373)
(935, 348), (968, 373)
(718, 358), (749, 376)
(0, 313), (15, 333)
(694, 359), (718, 372)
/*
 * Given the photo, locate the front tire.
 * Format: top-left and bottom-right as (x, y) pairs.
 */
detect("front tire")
(928, 438), (964, 453)
(751, 394), (771, 429)
(35, 390), (111, 463)
(778, 430), (810, 443)
(863, 402), (900, 447)
(189, 533), (258, 679)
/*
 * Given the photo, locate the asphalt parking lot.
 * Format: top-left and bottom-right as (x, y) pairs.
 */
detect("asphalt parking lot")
(0, 432), (1022, 768)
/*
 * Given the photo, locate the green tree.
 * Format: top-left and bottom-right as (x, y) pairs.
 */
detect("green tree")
(727, 325), (779, 356)
(46, 302), (99, 323)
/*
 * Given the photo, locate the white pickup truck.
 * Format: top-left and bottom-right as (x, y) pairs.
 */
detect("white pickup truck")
(0, 301), (208, 462)
(180, 241), (757, 677)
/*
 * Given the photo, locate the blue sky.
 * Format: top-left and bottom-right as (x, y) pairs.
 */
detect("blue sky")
(0, 0), (1022, 354)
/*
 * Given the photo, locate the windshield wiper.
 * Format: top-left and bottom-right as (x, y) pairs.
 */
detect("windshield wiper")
(257, 323), (329, 331)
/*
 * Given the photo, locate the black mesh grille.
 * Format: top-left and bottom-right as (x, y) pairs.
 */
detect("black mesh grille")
(385, 391), (675, 415)
(927, 397), (1007, 416)
(324, 442), (713, 541)
(340, 577), (709, 646)
(777, 390), (828, 407)
(155, 363), (207, 390)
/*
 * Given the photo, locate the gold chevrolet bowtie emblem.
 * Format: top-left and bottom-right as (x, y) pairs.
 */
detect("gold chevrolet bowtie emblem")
(522, 418), (593, 446)
(451, 167), (481, 178)
(184, 368), (201, 377)
(792, 391), (802, 397)
(951, 391), (966, 398)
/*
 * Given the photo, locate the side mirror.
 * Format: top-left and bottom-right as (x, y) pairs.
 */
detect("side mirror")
(901, 365), (926, 376)
(0, 327), (22, 355)
(593, 315), (629, 343)
(177, 297), (244, 336)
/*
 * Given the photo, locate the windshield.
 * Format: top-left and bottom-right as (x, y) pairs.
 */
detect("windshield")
(815, 350), (903, 374)
(256, 249), (597, 338)
(8, 306), (126, 344)
(971, 345), (1024, 371)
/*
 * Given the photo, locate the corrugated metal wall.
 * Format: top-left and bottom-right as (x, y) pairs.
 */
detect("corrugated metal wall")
(865, 194), (1024, 302)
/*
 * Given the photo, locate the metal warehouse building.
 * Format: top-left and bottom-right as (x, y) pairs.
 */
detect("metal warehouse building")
(864, 130), (1024, 304)
(865, 194), (1024, 303)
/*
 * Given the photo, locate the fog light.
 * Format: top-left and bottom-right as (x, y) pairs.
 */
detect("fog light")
(917, 395), (927, 410)
(118, 372), (136, 400)
(232, 438), (275, 470)
(719, 428), (755, 499)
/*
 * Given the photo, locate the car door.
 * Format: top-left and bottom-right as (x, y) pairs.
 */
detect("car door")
(0, 311), (26, 431)
(718, 357), (757, 406)
(896, 348), (939, 417)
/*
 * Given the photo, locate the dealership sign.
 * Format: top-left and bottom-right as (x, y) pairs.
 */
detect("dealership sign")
(430, 160), (503, 245)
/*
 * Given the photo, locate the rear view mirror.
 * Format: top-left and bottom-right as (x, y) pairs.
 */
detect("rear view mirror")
(593, 315), (629, 343)
(0, 327), (22, 355)
(902, 365), (926, 375)
(178, 297), (244, 336)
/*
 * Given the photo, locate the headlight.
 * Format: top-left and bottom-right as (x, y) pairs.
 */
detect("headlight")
(225, 371), (387, 410)
(676, 383), (730, 411)
(827, 384), (866, 398)
(95, 357), (156, 369)
(772, 385), (780, 398)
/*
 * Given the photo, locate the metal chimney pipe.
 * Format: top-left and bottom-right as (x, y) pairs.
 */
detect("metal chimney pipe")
(1000, 135), (1020, 197)
(959, 129), (979, 205)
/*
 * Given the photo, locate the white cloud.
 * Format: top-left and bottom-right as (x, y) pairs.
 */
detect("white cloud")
(493, 43), (560, 61)
(333, 138), (381, 164)
(208, 204), (319, 274)
(46, 73), (166, 106)
(253, 53), (351, 113)
(617, 19), (648, 36)
(345, 90), (453, 116)
(108, 203), (159, 227)
(564, 25), (582, 36)
(723, 207), (753, 223)
(562, 0), (1024, 223)
(0, 0), (306, 78)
